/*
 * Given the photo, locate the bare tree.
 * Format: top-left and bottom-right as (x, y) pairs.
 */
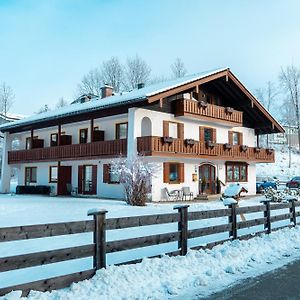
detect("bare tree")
(0, 82), (14, 117)
(77, 68), (103, 96)
(171, 57), (187, 78)
(56, 97), (68, 109)
(254, 81), (279, 147)
(124, 55), (151, 90)
(279, 65), (300, 151)
(101, 57), (123, 92)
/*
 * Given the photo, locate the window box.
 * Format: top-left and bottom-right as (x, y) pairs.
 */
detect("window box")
(240, 145), (248, 152)
(185, 139), (195, 146)
(198, 100), (208, 108)
(162, 136), (174, 144)
(32, 139), (44, 149)
(206, 140), (216, 148)
(225, 107), (234, 114)
(254, 147), (261, 153)
(60, 135), (72, 146)
(266, 148), (274, 154)
(223, 143), (233, 150)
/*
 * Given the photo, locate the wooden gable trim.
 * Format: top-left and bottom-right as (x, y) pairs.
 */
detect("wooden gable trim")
(147, 70), (228, 103)
(227, 71), (284, 133)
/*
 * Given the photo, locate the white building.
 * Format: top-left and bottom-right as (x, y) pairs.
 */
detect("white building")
(0, 68), (284, 200)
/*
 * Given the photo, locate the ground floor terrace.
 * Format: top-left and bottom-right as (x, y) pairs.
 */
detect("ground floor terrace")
(7, 156), (257, 200)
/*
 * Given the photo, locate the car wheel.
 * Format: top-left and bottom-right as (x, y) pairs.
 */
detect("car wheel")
(259, 186), (264, 193)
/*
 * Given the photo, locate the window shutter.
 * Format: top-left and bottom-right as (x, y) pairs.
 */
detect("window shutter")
(163, 121), (169, 137)
(238, 132), (243, 145)
(91, 165), (97, 194)
(163, 162), (170, 183)
(178, 163), (185, 183)
(212, 128), (217, 143)
(177, 123), (184, 139)
(199, 126), (205, 142)
(78, 165), (83, 194)
(228, 131), (233, 144)
(103, 164), (110, 183)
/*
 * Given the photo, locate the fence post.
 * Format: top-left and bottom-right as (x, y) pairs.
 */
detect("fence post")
(288, 198), (297, 227)
(88, 208), (108, 270)
(261, 200), (271, 234)
(229, 203), (237, 239)
(174, 205), (189, 255)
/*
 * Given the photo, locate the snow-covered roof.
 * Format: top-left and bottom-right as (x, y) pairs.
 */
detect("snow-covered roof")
(0, 67), (227, 132)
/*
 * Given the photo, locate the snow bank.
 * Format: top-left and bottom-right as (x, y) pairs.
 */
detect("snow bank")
(9, 226), (300, 300)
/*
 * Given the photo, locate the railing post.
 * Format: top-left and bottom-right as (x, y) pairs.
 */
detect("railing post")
(174, 205), (189, 256)
(88, 209), (108, 269)
(288, 198), (297, 227)
(261, 200), (271, 234)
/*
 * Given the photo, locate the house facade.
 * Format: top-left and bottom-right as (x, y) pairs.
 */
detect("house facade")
(0, 68), (284, 201)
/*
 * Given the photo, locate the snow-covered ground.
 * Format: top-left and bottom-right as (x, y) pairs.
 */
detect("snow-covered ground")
(0, 194), (298, 299)
(257, 145), (300, 178)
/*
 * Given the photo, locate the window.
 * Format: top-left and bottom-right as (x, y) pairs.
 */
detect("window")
(25, 167), (37, 185)
(25, 136), (37, 150)
(169, 123), (178, 139)
(49, 166), (58, 182)
(232, 132), (240, 145)
(103, 164), (120, 184)
(116, 123), (128, 139)
(79, 128), (88, 144)
(204, 128), (213, 142)
(226, 163), (248, 182)
(50, 133), (58, 147)
(163, 162), (184, 184)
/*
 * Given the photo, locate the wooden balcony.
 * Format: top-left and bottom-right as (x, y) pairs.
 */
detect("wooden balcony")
(137, 136), (274, 163)
(8, 139), (127, 164)
(175, 99), (243, 125)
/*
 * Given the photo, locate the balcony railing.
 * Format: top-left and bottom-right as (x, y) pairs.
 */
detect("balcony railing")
(137, 136), (274, 163)
(8, 139), (127, 164)
(175, 98), (243, 125)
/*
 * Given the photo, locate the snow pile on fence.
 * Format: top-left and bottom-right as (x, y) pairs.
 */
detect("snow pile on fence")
(6, 226), (300, 300)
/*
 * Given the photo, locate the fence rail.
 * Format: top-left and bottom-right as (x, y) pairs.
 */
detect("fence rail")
(1, 199), (299, 296)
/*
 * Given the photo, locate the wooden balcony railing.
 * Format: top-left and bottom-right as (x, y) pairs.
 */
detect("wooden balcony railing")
(137, 136), (274, 163)
(175, 99), (243, 125)
(8, 139), (127, 164)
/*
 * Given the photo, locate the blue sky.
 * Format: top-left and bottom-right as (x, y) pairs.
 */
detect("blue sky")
(0, 0), (299, 115)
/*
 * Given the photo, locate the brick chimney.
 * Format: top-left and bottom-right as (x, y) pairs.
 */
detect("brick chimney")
(101, 85), (113, 99)
(137, 83), (145, 89)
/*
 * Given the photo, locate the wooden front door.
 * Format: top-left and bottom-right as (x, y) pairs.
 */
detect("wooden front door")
(57, 166), (72, 195)
(199, 164), (216, 194)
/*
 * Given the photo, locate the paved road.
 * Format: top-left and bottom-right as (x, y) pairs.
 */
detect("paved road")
(200, 259), (300, 300)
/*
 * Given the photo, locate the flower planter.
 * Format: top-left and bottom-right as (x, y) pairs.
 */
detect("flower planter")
(206, 140), (216, 148)
(223, 143), (232, 150)
(225, 107), (234, 114)
(199, 100), (208, 108)
(266, 148), (274, 154)
(254, 147), (261, 153)
(162, 136), (174, 144)
(185, 139), (195, 146)
(240, 145), (248, 152)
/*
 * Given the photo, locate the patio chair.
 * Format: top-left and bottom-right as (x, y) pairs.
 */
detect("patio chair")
(182, 186), (193, 201)
(163, 188), (180, 201)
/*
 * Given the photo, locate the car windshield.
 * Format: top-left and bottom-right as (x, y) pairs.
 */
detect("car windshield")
(292, 177), (300, 181)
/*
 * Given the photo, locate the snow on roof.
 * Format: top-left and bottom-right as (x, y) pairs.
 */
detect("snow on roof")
(0, 67), (227, 131)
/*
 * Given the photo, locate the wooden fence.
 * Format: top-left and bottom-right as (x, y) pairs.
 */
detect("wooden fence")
(0, 199), (299, 296)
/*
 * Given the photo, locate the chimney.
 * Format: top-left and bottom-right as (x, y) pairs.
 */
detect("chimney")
(101, 85), (113, 99)
(137, 83), (145, 89)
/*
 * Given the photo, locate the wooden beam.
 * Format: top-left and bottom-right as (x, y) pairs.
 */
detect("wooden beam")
(148, 70), (228, 103)
(58, 124), (61, 146)
(30, 128), (34, 149)
(90, 119), (94, 142)
(159, 98), (163, 108)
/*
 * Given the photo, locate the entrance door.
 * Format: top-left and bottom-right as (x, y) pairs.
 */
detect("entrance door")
(57, 166), (72, 195)
(199, 164), (216, 194)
